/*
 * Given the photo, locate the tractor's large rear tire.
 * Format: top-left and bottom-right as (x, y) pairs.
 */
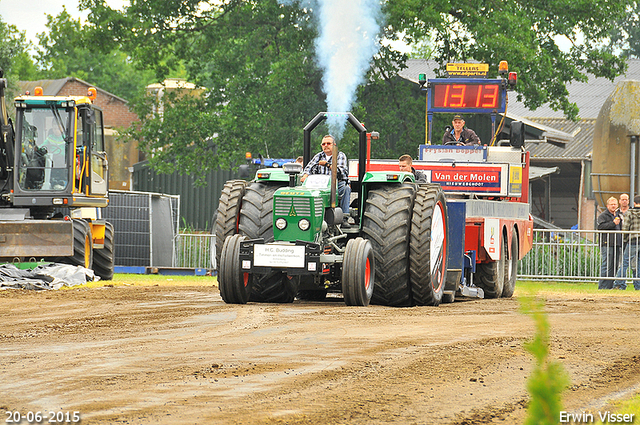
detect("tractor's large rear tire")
(362, 184), (415, 306)
(93, 222), (115, 280)
(501, 232), (518, 298)
(410, 184), (449, 306)
(239, 182), (297, 303)
(342, 238), (375, 306)
(214, 180), (247, 270)
(219, 234), (251, 304)
(476, 232), (505, 298)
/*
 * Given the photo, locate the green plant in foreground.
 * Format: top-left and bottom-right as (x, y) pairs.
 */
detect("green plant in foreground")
(520, 296), (571, 425)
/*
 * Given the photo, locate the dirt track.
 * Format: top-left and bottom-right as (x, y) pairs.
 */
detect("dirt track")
(1, 282), (639, 424)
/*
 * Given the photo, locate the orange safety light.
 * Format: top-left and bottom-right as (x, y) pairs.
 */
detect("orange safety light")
(34, 87), (44, 96)
(498, 61), (509, 77)
(87, 87), (97, 100)
(245, 152), (252, 160)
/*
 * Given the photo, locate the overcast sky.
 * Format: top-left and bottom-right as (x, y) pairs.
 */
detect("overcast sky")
(0, 0), (127, 46)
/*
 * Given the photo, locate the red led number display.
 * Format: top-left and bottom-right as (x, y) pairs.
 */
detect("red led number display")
(432, 84), (500, 109)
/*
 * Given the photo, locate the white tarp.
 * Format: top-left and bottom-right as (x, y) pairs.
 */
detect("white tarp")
(0, 263), (98, 290)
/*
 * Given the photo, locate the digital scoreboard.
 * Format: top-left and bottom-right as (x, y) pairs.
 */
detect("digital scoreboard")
(425, 78), (508, 114)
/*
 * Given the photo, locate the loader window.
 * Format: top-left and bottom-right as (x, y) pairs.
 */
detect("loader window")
(18, 107), (71, 191)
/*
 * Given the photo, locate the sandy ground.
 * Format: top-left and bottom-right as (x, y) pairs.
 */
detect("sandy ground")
(1, 282), (639, 425)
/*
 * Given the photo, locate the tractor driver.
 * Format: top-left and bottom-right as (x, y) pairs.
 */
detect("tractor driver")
(442, 114), (481, 146)
(301, 135), (351, 215)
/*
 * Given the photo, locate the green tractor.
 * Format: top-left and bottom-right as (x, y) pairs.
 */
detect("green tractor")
(215, 113), (449, 306)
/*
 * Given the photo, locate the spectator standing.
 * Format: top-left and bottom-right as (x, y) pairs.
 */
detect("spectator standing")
(613, 195), (640, 290)
(399, 154), (428, 183)
(597, 197), (623, 289)
(619, 193), (630, 217)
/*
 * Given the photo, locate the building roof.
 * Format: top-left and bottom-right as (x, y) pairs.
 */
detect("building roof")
(17, 77), (129, 104)
(525, 118), (595, 162)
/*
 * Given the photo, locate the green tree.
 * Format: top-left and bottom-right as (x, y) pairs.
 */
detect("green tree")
(79, 0), (632, 174)
(606, 2), (640, 58)
(82, 0), (325, 175)
(35, 7), (155, 101)
(0, 18), (39, 80)
(385, 0), (631, 120)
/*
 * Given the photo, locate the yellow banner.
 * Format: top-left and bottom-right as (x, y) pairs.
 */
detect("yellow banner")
(446, 63), (489, 77)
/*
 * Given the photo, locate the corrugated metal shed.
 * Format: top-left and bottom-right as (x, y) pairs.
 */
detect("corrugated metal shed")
(497, 60), (640, 120)
(526, 118), (595, 162)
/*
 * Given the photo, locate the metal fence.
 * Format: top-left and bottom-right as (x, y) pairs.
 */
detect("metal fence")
(173, 233), (215, 270)
(171, 228), (640, 283)
(520, 228), (640, 283)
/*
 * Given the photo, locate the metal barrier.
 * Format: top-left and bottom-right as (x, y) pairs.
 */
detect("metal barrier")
(173, 233), (216, 269)
(520, 229), (640, 283)
(173, 229), (640, 285)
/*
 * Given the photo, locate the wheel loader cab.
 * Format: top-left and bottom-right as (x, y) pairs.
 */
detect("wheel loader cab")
(12, 88), (109, 208)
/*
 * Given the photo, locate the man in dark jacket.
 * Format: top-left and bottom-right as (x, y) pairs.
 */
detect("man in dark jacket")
(613, 195), (640, 290)
(442, 115), (481, 146)
(399, 154), (427, 183)
(597, 196), (623, 289)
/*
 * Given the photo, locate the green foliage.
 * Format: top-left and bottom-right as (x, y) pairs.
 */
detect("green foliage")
(520, 296), (571, 425)
(35, 7), (155, 101)
(75, 0), (633, 175)
(0, 18), (38, 80)
(605, 2), (640, 59)
(385, 0), (631, 120)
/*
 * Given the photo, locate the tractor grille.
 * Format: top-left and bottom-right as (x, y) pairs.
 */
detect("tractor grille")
(275, 197), (312, 216)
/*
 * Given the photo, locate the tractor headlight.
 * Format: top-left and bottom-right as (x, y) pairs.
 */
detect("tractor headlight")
(275, 218), (287, 230)
(298, 218), (310, 231)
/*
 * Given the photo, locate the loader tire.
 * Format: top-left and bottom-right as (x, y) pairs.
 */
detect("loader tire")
(93, 222), (115, 280)
(214, 180), (247, 270)
(476, 232), (505, 299)
(501, 232), (518, 298)
(239, 182), (296, 303)
(60, 219), (93, 269)
(410, 184), (448, 306)
(362, 184), (415, 306)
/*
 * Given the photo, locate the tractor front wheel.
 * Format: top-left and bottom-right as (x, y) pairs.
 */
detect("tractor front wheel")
(219, 234), (251, 304)
(342, 238), (375, 306)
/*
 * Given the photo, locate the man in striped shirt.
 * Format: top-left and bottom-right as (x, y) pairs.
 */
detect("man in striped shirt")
(301, 135), (351, 215)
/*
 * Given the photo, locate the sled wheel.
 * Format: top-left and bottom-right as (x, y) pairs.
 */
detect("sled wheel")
(501, 231), (519, 298)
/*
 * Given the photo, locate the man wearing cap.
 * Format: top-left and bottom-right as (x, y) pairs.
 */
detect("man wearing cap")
(442, 115), (481, 146)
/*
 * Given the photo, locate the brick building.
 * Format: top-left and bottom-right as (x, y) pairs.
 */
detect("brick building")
(18, 77), (141, 190)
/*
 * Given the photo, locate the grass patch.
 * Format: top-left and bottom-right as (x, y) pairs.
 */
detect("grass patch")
(67, 273), (218, 289)
(516, 280), (640, 295)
